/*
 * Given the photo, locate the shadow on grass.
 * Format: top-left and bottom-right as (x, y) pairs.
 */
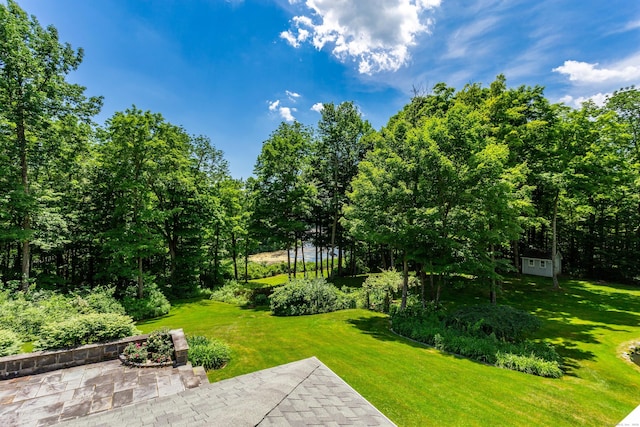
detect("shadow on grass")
(239, 304), (271, 312)
(347, 316), (436, 351)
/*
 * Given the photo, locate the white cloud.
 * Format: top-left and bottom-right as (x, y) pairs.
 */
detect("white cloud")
(558, 93), (609, 108)
(553, 59), (640, 84)
(268, 100), (280, 111)
(281, 0), (441, 74)
(279, 106), (297, 122)
(311, 102), (324, 113)
(286, 90), (301, 101)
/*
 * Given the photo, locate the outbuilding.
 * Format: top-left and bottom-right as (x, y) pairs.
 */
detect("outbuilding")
(521, 254), (561, 278)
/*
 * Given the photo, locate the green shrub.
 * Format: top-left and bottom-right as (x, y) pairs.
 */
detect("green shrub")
(391, 307), (562, 378)
(122, 342), (148, 364)
(0, 290), (78, 341)
(76, 287), (126, 315)
(0, 329), (22, 356)
(445, 304), (542, 342)
(122, 284), (171, 321)
(210, 281), (251, 305)
(145, 328), (174, 363)
(270, 278), (350, 316)
(34, 313), (139, 350)
(361, 270), (401, 313)
(496, 352), (563, 378)
(186, 335), (230, 370)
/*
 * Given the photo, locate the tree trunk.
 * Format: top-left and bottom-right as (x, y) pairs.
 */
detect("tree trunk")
(213, 224), (220, 284)
(513, 240), (520, 275)
(490, 243), (497, 304)
(231, 232), (238, 281)
(137, 255), (144, 299)
(552, 190), (560, 289)
(18, 119), (30, 291)
(419, 267), (426, 309)
(293, 237), (298, 277)
(287, 241), (292, 279)
(401, 252), (408, 309)
(337, 243), (343, 277)
(244, 240), (249, 283)
(381, 245), (387, 270)
(301, 238), (307, 277)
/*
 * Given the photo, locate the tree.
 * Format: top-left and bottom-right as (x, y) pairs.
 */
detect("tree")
(252, 122), (315, 277)
(96, 108), (168, 297)
(0, 0), (101, 289)
(313, 102), (372, 275)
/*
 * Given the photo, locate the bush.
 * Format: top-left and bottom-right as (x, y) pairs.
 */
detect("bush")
(361, 270), (402, 313)
(496, 352), (563, 378)
(122, 342), (148, 364)
(122, 284), (171, 321)
(34, 313), (139, 350)
(76, 287), (126, 315)
(0, 329), (22, 357)
(186, 335), (230, 370)
(210, 281), (250, 305)
(0, 290), (78, 341)
(391, 307), (562, 378)
(270, 278), (352, 316)
(445, 304), (542, 342)
(145, 328), (174, 363)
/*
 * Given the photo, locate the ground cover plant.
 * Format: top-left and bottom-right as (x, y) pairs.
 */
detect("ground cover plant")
(137, 275), (640, 426)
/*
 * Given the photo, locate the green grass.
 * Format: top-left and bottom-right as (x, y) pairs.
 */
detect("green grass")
(138, 275), (640, 426)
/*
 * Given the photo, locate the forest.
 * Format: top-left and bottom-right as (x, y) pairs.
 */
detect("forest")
(1, 0), (640, 306)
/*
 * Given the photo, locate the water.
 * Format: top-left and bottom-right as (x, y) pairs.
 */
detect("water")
(288, 245), (338, 263)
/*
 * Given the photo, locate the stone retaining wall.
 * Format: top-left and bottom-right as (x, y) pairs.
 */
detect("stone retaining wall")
(0, 328), (188, 380)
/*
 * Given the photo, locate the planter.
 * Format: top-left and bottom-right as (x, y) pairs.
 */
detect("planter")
(118, 353), (173, 368)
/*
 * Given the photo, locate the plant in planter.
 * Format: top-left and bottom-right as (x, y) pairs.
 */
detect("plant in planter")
(146, 328), (174, 363)
(122, 342), (149, 364)
(120, 328), (174, 366)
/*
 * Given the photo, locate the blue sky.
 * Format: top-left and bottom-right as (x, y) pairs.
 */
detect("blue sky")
(15, 0), (640, 178)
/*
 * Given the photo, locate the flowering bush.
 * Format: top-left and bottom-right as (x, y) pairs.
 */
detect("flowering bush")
(122, 342), (148, 364)
(121, 328), (174, 365)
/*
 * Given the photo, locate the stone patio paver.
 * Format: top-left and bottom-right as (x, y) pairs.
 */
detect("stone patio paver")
(0, 359), (208, 426)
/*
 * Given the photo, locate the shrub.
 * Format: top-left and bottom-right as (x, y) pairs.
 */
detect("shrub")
(361, 270), (402, 313)
(145, 328), (174, 363)
(0, 329), (22, 357)
(122, 342), (148, 364)
(76, 287), (126, 315)
(496, 352), (563, 378)
(391, 307), (562, 378)
(34, 313), (139, 350)
(122, 284), (171, 321)
(270, 278), (351, 316)
(445, 304), (542, 342)
(0, 290), (78, 341)
(210, 281), (250, 305)
(186, 335), (230, 370)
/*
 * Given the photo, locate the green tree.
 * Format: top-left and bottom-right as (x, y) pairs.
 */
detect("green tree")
(0, 0), (101, 289)
(313, 102), (372, 275)
(252, 122), (316, 277)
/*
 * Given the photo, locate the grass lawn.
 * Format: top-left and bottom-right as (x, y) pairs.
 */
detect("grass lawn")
(137, 275), (640, 426)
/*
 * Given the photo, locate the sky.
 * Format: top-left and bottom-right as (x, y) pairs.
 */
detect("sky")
(13, 0), (640, 179)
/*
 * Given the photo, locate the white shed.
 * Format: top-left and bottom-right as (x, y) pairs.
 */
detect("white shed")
(521, 255), (561, 278)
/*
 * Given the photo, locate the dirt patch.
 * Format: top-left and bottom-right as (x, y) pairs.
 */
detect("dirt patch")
(249, 250), (288, 265)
